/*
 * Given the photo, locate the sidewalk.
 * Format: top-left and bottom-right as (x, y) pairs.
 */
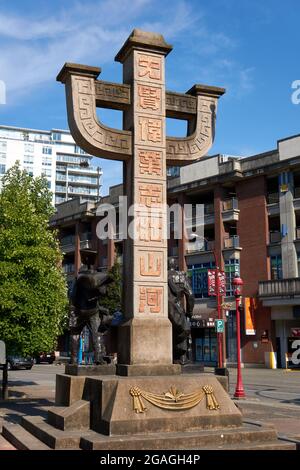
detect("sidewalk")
(1, 365), (300, 449)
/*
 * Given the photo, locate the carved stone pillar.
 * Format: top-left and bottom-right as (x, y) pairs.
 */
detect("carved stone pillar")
(116, 32), (178, 375)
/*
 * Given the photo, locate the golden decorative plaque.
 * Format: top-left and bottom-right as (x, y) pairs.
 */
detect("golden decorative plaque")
(129, 385), (220, 414)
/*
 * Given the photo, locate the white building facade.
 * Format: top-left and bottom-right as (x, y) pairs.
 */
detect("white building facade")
(0, 125), (102, 205)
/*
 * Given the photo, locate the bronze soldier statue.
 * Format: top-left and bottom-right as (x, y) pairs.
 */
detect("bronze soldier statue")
(69, 253), (114, 365)
(168, 258), (195, 365)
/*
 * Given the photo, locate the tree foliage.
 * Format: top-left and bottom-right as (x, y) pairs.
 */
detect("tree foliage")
(0, 163), (68, 355)
(101, 259), (122, 314)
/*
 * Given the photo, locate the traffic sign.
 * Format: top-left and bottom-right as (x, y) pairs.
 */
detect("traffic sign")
(215, 319), (224, 333)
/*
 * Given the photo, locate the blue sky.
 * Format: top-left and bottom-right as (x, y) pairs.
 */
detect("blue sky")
(0, 0), (299, 195)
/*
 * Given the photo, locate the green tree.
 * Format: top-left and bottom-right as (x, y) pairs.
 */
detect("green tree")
(101, 259), (122, 314)
(0, 163), (68, 356)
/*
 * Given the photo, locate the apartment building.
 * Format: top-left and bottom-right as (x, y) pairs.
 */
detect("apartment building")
(51, 134), (300, 368)
(0, 125), (102, 205)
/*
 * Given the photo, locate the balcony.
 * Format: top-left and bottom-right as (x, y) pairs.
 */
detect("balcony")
(80, 232), (93, 250)
(267, 193), (279, 204)
(294, 187), (300, 199)
(223, 235), (241, 250)
(222, 198), (239, 222)
(186, 239), (215, 254)
(62, 263), (75, 274)
(61, 234), (75, 253)
(269, 231), (281, 244)
(259, 278), (300, 299)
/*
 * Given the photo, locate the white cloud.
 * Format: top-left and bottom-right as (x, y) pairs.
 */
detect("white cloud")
(0, 0), (198, 99)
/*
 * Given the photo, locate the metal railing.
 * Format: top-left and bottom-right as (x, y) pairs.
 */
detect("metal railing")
(224, 235), (240, 249)
(222, 198), (238, 211)
(267, 193), (279, 204)
(269, 231), (281, 243)
(186, 240), (215, 254)
(259, 278), (300, 297)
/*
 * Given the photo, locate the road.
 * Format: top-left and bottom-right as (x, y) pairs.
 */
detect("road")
(1, 365), (300, 446)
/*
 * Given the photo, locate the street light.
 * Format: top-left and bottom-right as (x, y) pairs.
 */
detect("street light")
(231, 273), (246, 398)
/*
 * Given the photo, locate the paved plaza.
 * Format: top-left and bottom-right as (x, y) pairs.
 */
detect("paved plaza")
(1, 365), (300, 449)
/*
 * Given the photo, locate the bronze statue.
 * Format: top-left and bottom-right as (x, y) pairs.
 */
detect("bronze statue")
(69, 254), (114, 365)
(168, 258), (195, 365)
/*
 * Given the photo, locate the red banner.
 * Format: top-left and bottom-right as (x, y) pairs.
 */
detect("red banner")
(208, 269), (226, 296)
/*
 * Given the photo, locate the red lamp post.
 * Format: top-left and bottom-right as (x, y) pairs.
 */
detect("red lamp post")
(232, 273), (246, 398)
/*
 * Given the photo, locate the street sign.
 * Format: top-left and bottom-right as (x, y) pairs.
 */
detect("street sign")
(215, 319), (224, 333)
(0, 341), (6, 364)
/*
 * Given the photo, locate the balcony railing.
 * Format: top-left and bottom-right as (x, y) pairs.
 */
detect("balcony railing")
(186, 240), (215, 254)
(204, 203), (214, 215)
(222, 198), (238, 211)
(223, 235), (240, 249)
(269, 231), (281, 244)
(62, 264), (75, 274)
(259, 278), (300, 297)
(294, 187), (300, 199)
(61, 235), (75, 246)
(267, 193), (279, 204)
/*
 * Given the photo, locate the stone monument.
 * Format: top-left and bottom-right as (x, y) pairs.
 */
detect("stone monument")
(2, 30), (295, 450)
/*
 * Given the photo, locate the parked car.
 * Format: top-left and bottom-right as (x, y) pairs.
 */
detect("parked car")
(34, 352), (55, 364)
(7, 355), (34, 370)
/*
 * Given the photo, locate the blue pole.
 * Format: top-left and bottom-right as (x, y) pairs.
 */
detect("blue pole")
(77, 335), (83, 365)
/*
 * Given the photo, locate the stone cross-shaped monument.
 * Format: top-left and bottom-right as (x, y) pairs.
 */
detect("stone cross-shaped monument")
(57, 29), (225, 377)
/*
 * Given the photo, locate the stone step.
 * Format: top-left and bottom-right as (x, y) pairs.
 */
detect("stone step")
(2, 422), (50, 450)
(80, 422), (280, 450)
(47, 400), (90, 431)
(202, 440), (296, 450)
(21, 416), (83, 449)
(0, 433), (16, 450)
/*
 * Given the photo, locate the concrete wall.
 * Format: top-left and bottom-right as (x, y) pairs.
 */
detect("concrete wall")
(180, 155), (219, 185)
(279, 135), (300, 161)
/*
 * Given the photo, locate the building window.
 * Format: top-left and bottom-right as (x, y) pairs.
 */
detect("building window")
(75, 145), (86, 155)
(42, 169), (52, 177)
(42, 156), (52, 166)
(270, 255), (282, 280)
(23, 155), (34, 165)
(0, 140), (7, 152)
(188, 262), (216, 298)
(0, 164), (6, 174)
(225, 259), (240, 296)
(42, 146), (52, 155)
(52, 132), (61, 141)
(24, 143), (34, 153)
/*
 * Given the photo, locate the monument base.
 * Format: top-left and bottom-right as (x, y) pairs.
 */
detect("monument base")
(65, 364), (116, 376)
(2, 371), (296, 450)
(116, 363), (181, 376)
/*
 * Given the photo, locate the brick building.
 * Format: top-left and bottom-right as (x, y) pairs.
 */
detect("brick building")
(51, 134), (300, 368)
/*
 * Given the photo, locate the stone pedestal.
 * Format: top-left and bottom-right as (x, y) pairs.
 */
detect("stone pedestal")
(65, 364), (116, 376)
(55, 373), (242, 436)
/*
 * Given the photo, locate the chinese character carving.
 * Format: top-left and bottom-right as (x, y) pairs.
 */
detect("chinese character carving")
(139, 287), (162, 313)
(138, 85), (161, 111)
(138, 54), (162, 80)
(139, 183), (163, 207)
(138, 150), (162, 177)
(136, 213), (163, 242)
(140, 253), (162, 277)
(139, 117), (162, 143)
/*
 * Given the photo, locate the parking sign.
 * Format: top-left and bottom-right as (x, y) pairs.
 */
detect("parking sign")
(215, 319), (224, 333)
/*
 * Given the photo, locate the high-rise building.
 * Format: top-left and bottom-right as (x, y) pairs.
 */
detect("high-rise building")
(0, 125), (102, 205)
